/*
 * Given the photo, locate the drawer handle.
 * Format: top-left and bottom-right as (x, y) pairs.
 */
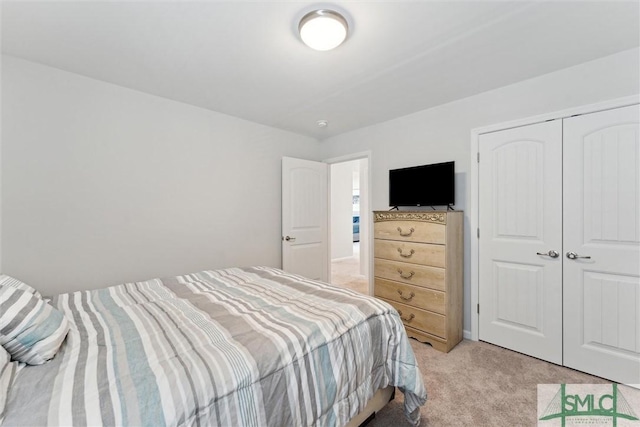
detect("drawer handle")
(397, 269), (415, 279)
(397, 310), (415, 323)
(397, 289), (415, 301)
(397, 227), (415, 237)
(397, 248), (415, 258)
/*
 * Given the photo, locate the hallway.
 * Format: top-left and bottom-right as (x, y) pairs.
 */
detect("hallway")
(330, 242), (369, 295)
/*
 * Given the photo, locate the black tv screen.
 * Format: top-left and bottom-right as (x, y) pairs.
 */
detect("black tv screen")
(389, 161), (455, 207)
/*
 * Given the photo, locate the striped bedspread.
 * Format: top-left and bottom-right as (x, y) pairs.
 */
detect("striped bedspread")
(3, 267), (427, 426)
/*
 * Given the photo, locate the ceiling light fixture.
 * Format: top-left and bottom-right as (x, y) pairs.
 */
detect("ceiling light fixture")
(299, 10), (348, 51)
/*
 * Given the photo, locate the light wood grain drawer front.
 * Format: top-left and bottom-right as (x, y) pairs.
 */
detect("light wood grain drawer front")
(374, 278), (445, 314)
(374, 258), (445, 291)
(374, 239), (445, 268)
(383, 299), (446, 339)
(374, 220), (445, 244)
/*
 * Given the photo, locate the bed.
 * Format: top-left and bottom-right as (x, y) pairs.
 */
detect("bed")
(1, 266), (426, 426)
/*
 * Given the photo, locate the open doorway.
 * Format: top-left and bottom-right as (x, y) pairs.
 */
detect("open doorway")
(329, 158), (369, 294)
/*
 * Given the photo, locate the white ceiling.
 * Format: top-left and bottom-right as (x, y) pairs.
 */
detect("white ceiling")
(2, 1), (639, 140)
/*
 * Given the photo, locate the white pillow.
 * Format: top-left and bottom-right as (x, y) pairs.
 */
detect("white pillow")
(0, 286), (69, 365)
(0, 275), (43, 299)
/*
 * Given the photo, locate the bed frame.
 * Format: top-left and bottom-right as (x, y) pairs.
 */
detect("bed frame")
(346, 386), (395, 427)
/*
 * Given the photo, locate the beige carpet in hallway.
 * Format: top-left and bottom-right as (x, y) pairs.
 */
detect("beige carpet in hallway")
(331, 242), (369, 294)
(369, 339), (637, 427)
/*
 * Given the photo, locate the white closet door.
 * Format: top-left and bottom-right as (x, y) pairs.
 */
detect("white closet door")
(479, 120), (563, 364)
(563, 105), (640, 384)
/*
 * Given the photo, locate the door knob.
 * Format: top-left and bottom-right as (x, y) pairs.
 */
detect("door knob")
(283, 236), (296, 242)
(536, 250), (559, 258)
(566, 251), (591, 260)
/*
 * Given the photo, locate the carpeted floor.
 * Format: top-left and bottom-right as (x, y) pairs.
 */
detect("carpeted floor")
(331, 242), (369, 295)
(368, 339), (637, 427)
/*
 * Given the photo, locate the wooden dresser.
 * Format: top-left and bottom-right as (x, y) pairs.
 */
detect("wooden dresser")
(373, 210), (463, 352)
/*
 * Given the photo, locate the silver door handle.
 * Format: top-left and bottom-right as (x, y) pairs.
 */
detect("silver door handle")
(536, 250), (559, 258)
(566, 251), (591, 260)
(283, 236), (296, 242)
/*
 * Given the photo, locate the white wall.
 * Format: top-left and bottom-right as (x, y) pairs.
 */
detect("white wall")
(1, 56), (321, 296)
(320, 47), (640, 334)
(330, 160), (358, 260)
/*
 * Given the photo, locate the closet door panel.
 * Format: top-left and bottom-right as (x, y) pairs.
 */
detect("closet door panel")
(478, 120), (563, 364)
(563, 104), (640, 385)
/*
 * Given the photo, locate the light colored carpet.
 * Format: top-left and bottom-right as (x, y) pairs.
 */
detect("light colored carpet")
(369, 339), (631, 427)
(331, 243), (369, 295)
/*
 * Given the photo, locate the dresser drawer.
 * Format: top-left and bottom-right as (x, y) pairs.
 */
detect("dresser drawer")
(374, 239), (445, 268)
(374, 220), (445, 244)
(374, 258), (445, 291)
(374, 278), (445, 315)
(383, 298), (446, 339)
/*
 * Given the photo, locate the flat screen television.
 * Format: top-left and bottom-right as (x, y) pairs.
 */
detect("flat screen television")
(389, 161), (455, 207)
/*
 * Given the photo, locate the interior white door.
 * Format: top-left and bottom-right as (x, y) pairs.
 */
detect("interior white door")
(479, 120), (563, 364)
(282, 157), (328, 281)
(563, 104), (640, 384)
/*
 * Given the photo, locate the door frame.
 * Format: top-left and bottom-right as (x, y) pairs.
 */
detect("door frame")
(469, 95), (639, 341)
(324, 151), (373, 294)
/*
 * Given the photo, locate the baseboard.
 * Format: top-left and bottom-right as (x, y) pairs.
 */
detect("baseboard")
(463, 329), (472, 340)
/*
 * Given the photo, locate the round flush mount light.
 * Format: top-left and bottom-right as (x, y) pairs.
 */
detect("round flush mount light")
(299, 9), (348, 51)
